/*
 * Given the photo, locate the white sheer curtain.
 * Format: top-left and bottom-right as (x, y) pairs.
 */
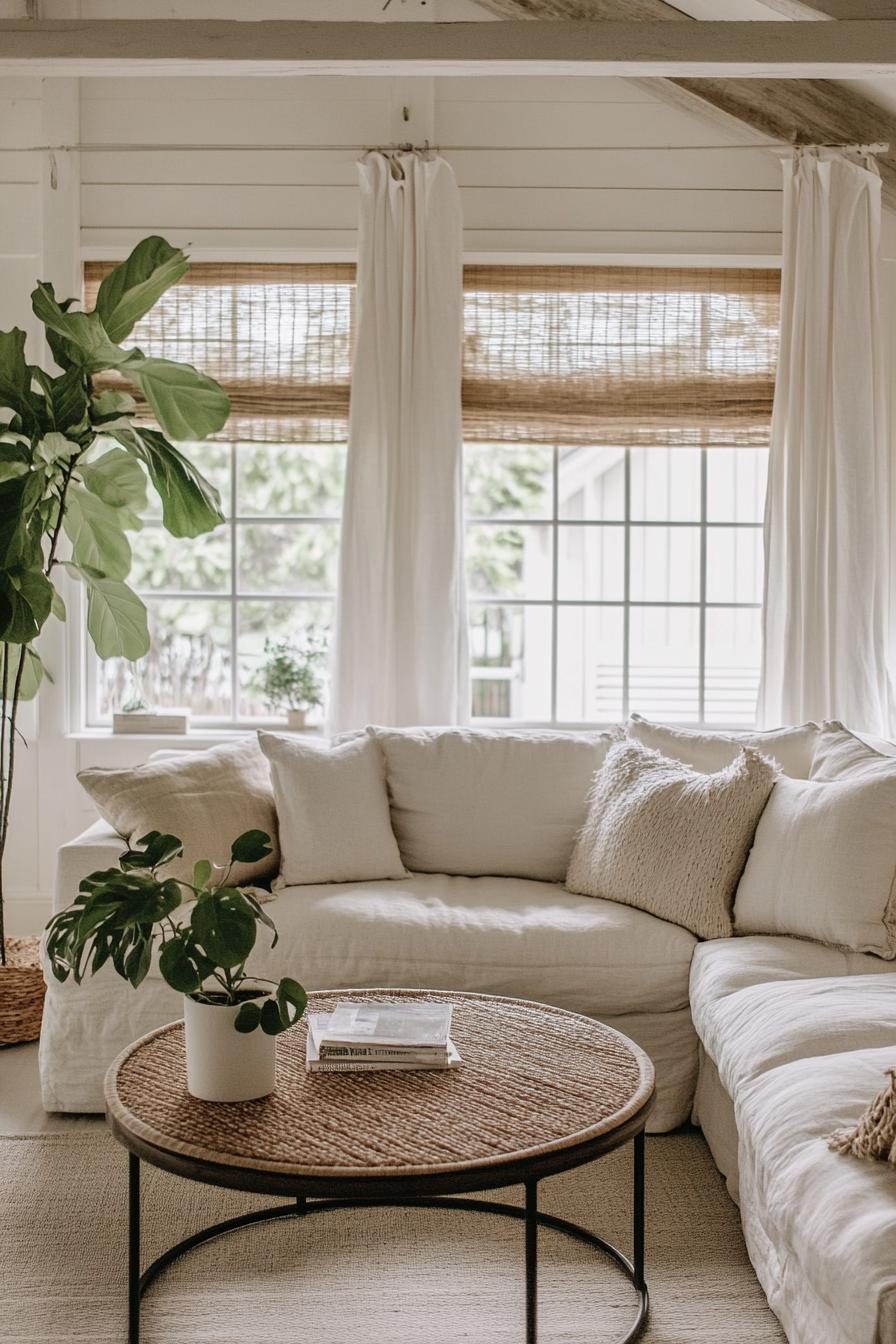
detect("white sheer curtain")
(330, 151), (469, 733)
(758, 148), (893, 734)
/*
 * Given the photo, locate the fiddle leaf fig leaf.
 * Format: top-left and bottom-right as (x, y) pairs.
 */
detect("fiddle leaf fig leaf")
(31, 282), (131, 375)
(0, 471), (43, 568)
(37, 432), (79, 465)
(95, 237), (189, 344)
(16, 644), (47, 701)
(123, 355), (230, 441)
(0, 329), (44, 435)
(111, 425), (224, 539)
(79, 447), (148, 513)
(0, 327), (29, 393)
(90, 387), (137, 422)
(63, 483), (132, 580)
(73, 569), (150, 661)
(0, 566), (53, 645)
(48, 366), (88, 434)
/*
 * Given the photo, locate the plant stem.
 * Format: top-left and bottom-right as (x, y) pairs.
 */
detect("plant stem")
(0, 643), (27, 965)
(0, 643), (8, 966)
(0, 449), (82, 961)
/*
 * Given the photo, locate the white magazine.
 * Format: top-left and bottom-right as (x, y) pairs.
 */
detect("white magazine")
(320, 1001), (453, 1048)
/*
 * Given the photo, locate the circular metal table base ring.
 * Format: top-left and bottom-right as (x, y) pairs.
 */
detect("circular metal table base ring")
(136, 1195), (649, 1344)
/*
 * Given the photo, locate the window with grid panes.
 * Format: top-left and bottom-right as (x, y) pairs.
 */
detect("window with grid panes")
(82, 263), (354, 727)
(462, 267), (780, 726)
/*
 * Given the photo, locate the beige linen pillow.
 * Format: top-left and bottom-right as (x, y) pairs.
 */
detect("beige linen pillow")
(258, 731), (406, 886)
(734, 774), (896, 958)
(626, 713), (820, 778)
(811, 721), (896, 782)
(77, 736), (278, 884)
(370, 725), (616, 881)
(566, 738), (777, 941)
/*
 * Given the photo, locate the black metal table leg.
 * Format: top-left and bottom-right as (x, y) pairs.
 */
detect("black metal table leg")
(128, 1153), (141, 1344)
(632, 1131), (645, 1293)
(525, 1180), (538, 1344)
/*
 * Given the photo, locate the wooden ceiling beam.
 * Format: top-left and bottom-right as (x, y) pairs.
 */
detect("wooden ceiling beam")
(477, 1), (896, 206)
(1, 19), (896, 79)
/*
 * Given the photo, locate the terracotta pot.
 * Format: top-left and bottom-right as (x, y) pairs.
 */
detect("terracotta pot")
(183, 990), (276, 1102)
(0, 936), (46, 1046)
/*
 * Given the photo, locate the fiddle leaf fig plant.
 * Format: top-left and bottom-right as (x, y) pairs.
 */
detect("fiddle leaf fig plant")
(0, 235), (230, 964)
(45, 828), (307, 1036)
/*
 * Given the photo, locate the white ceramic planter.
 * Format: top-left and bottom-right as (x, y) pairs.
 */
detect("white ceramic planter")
(183, 992), (276, 1103)
(286, 708), (307, 730)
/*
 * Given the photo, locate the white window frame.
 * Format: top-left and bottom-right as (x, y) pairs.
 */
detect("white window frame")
(68, 250), (778, 739)
(467, 443), (766, 730)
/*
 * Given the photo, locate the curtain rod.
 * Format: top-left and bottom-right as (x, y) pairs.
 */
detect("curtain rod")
(8, 140), (891, 154)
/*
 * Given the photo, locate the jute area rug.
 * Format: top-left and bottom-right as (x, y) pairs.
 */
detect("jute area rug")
(1, 1129), (784, 1343)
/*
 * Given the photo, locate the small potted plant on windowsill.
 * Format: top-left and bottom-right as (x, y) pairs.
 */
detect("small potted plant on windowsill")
(45, 829), (306, 1103)
(253, 632), (326, 731)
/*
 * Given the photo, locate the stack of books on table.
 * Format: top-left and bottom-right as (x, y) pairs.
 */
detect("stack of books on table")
(306, 1000), (460, 1073)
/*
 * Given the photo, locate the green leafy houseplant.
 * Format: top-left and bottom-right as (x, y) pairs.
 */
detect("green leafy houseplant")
(253, 632), (327, 717)
(45, 827), (306, 1031)
(45, 828), (306, 1101)
(0, 236), (230, 965)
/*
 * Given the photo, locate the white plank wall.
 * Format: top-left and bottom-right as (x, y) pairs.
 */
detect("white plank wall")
(0, 78), (46, 922)
(0, 58), (805, 930)
(79, 75), (784, 258)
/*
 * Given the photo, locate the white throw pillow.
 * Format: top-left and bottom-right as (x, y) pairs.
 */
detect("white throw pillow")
(566, 738), (777, 941)
(735, 774), (896, 958)
(810, 721), (896, 782)
(626, 714), (820, 778)
(258, 731), (406, 886)
(370, 726), (616, 882)
(77, 736), (278, 885)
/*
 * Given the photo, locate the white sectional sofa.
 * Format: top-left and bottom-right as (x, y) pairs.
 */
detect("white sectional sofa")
(39, 719), (896, 1344)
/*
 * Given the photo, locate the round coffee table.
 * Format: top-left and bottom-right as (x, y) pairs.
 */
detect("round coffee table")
(106, 989), (655, 1344)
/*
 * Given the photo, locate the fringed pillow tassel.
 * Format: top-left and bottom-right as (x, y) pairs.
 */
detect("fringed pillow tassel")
(828, 1069), (896, 1163)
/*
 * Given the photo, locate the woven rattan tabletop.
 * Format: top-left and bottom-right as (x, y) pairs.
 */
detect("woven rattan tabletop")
(106, 990), (655, 1185)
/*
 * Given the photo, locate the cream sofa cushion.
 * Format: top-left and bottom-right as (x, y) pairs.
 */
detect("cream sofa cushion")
(626, 713), (820, 777)
(39, 868), (699, 1127)
(77, 736), (278, 885)
(736, 1046), (896, 1344)
(696, 974), (896, 1099)
(567, 738), (776, 940)
(258, 731), (406, 886)
(811, 721), (896, 781)
(735, 774), (896, 958)
(689, 934), (891, 1038)
(370, 726), (615, 881)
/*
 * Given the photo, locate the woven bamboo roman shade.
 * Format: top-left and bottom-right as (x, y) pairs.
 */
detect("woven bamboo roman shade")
(84, 262), (779, 448)
(83, 262), (356, 444)
(462, 266), (780, 448)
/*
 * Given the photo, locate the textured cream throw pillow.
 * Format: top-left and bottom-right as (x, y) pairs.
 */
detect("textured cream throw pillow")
(77, 736), (278, 885)
(258, 731), (407, 886)
(566, 738), (777, 941)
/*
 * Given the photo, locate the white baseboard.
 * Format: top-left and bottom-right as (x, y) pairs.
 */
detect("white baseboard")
(4, 890), (52, 938)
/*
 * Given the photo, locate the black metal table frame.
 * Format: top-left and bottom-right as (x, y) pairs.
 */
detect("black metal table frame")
(115, 1106), (650, 1344)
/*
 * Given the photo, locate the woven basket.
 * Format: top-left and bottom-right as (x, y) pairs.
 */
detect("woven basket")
(0, 936), (46, 1045)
